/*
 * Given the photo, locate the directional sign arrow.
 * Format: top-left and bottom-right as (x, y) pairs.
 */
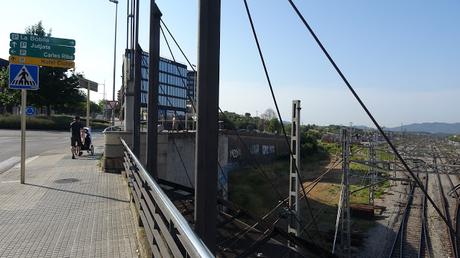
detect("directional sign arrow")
(9, 40), (75, 53)
(9, 48), (75, 61)
(10, 33), (75, 47)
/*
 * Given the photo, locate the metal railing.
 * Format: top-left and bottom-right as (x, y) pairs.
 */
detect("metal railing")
(121, 138), (213, 258)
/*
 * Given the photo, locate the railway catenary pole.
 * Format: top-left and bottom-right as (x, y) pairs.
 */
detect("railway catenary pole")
(342, 128), (351, 257)
(146, 1), (161, 177)
(288, 100), (301, 254)
(368, 134), (377, 206)
(194, 0), (221, 253)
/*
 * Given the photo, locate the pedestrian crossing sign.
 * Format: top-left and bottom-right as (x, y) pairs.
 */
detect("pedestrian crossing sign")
(9, 64), (39, 90)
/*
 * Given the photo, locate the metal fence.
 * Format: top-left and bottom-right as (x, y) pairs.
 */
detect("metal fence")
(121, 138), (213, 258)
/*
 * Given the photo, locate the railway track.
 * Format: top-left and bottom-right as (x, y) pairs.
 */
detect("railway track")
(388, 174), (430, 258)
(433, 146), (458, 258)
(377, 136), (460, 257)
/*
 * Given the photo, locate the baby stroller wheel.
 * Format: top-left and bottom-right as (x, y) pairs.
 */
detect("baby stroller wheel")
(90, 145), (94, 156)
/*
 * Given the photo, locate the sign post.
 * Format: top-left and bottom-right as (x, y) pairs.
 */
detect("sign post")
(78, 77), (99, 127)
(9, 63), (39, 184)
(87, 86), (90, 127)
(9, 32), (75, 185)
(20, 90), (26, 184)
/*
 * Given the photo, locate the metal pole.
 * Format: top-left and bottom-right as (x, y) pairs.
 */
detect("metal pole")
(368, 134), (376, 206)
(132, 0), (141, 157)
(111, 1), (118, 126)
(194, 0), (221, 253)
(185, 112), (188, 131)
(341, 128), (351, 257)
(86, 86), (90, 127)
(20, 89), (26, 184)
(131, 0), (135, 49)
(288, 100), (300, 253)
(146, 1), (161, 177)
(126, 0), (129, 50)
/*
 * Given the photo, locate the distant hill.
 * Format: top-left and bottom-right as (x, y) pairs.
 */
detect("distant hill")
(387, 122), (460, 134)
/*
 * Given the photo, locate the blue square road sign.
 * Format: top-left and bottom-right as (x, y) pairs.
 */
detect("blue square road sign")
(9, 64), (39, 90)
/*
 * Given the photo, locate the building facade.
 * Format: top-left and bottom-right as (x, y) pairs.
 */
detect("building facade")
(140, 53), (188, 121)
(186, 71), (197, 103)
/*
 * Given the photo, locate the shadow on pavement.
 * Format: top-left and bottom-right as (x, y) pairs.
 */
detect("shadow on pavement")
(25, 182), (129, 203)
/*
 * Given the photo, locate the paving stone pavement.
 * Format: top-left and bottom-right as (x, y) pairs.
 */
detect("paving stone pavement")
(0, 148), (139, 258)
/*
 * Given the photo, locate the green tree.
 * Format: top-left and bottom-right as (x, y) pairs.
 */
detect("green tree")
(24, 21), (83, 116)
(300, 130), (319, 155)
(267, 118), (281, 134)
(0, 67), (21, 113)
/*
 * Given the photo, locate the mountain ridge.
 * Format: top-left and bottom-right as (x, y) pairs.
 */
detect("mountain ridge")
(387, 122), (460, 134)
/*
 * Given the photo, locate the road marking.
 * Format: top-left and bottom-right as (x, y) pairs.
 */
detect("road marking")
(1, 180), (20, 184)
(12, 155), (40, 168)
(0, 156), (40, 174)
(0, 156), (20, 173)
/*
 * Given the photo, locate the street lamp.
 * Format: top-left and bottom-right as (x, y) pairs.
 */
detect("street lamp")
(109, 0), (118, 126)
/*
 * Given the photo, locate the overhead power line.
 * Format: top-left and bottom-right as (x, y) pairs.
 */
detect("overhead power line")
(285, 0), (454, 232)
(242, 0), (324, 241)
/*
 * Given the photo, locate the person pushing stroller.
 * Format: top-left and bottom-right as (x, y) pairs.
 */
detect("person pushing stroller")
(70, 116), (84, 159)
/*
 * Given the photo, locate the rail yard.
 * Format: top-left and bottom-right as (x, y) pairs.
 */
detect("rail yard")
(375, 134), (460, 258)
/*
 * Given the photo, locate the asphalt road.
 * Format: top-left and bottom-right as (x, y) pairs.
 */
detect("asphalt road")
(0, 129), (102, 173)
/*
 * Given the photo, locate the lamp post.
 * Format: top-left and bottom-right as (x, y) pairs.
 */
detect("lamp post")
(109, 0), (118, 126)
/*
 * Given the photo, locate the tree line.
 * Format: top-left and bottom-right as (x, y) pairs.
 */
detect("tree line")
(219, 109), (346, 158)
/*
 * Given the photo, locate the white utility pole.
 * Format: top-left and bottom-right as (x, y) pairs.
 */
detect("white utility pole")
(20, 90), (26, 184)
(288, 100), (301, 252)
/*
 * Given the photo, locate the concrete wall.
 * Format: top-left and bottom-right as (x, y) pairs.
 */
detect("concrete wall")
(104, 131), (287, 191)
(157, 132), (228, 188)
(225, 132), (289, 165)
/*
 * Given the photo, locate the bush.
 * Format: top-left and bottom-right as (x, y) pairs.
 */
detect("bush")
(0, 115), (109, 131)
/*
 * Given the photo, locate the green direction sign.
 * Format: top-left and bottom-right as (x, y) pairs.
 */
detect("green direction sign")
(10, 33), (75, 47)
(10, 41), (75, 54)
(9, 48), (75, 61)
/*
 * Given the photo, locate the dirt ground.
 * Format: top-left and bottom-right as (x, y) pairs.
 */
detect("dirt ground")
(302, 156), (396, 257)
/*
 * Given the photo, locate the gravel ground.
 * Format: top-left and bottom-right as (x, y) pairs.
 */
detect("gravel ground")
(355, 180), (407, 258)
(427, 172), (451, 258)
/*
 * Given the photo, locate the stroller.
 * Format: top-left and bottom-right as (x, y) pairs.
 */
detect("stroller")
(80, 127), (94, 156)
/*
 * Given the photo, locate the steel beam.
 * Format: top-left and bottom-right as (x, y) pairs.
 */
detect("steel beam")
(132, 0), (141, 157)
(194, 0), (221, 253)
(146, 1), (161, 177)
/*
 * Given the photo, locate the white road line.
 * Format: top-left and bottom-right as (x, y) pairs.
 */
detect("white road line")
(0, 156), (20, 173)
(1, 180), (20, 184)
(12, 155), (40, 168)
(0, 156), (41, 174)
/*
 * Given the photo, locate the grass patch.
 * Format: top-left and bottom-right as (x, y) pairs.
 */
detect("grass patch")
(320, 142), (340, 156)
(228, 159), (289, 217)
(377, 149), (394, 161)
(375, 179), (390, 198)
(0, 114), (109, 131)
(350, 185), (369, 204)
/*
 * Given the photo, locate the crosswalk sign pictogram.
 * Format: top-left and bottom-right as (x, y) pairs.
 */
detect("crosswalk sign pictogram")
(9, 64), (39, 90)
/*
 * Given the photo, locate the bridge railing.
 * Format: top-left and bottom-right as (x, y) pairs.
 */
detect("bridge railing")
(121, 138), (213, 258)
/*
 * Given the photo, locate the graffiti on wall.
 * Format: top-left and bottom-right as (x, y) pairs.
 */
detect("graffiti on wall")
(229, 144), (276, 161)
(249, 144), (259, 155)
(229, 148), (241, 159)
(261, 145), (275, 155)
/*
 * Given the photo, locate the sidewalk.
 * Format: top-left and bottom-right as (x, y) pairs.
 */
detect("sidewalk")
(0, 145), (139, 257)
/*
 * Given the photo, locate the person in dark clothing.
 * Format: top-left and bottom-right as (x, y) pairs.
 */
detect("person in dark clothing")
(70, 116), (84, 159)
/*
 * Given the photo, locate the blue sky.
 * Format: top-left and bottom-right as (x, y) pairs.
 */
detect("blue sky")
(1, 1), (459, 127)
